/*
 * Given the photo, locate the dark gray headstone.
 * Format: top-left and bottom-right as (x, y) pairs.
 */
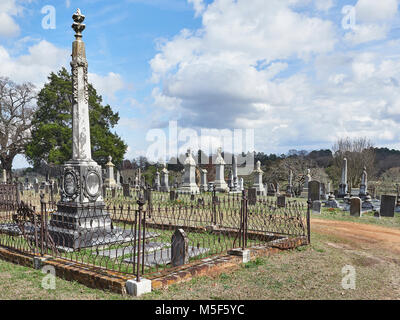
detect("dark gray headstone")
(111, 188), (116, 198)
(171, 228), (188, 267)
(123, 183), (130, 197)
(380, 195), (396, 218)
(350, 197), (362, 217)
(308, 181), (320, 202)
(248, 188), (257, 205)
(312, 200), (321, 214)
(170, 190), (175, 201)
(277, 195), (286, 208)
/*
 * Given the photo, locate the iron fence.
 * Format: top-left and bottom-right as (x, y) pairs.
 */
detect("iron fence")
(0, 184), (310, 279)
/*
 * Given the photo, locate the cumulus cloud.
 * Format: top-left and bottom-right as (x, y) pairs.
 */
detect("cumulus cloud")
(0, 40), (69, 86)
(148, 0), (400, 152)
(88, 72), (128, 100)
(0, 0), (25, 37)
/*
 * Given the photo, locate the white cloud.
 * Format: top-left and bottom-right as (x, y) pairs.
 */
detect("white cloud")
(66, 0), (71, 9)
(147, 0), (400, 153)
(188, 0), (205, 17)
(355, 0), (398, 23)
(0, 0), (25, 37)
(88, 72), (128, 100)
(0, 40), (69, 86)
(344, 23), (389, 45)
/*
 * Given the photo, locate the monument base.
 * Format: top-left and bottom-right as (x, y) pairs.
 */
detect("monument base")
(178, 183), (199, 194)
(213, 180), (229, 193)
(49, 201), (127, 249)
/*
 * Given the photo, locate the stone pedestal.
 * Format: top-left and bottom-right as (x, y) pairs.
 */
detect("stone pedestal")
(160, 164), (170, 192)
(178, 149), (199, 194)
(200, 168), (208, 192)
(104, 156), (117, 189)
(252, 161), (265, 195)
(213, 148), (229, 193)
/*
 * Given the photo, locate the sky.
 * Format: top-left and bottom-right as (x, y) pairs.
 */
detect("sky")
(2, 0), (400, 168)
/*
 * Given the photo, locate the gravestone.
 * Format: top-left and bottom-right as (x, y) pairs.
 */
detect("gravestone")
(308, 181), (320, 202)
(171, 228), (189, 267)
(380, 195), (396, 218)
(248, 188), (257, 205)
(277, 195), (286, 208)
(350, 197), (362, 217)
(34, 183), (39, 194)
(312, 200), (321, 214)
(170, 190), (176, 201)
(111, 188), (116, 198)
(123, 183), (130, 197)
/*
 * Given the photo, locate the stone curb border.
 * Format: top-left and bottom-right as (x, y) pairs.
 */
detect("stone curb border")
(0, 236), (307, 296)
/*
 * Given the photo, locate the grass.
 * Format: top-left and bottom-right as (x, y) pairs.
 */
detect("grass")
(313, 207), (400, 229)
(0, 230), (399, 300)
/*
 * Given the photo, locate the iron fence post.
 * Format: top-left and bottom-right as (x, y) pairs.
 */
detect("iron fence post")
(307, 199), (311, 244)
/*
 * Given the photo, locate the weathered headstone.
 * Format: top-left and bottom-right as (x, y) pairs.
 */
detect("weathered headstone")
(312, 200), (321, 214)
(34, 183), (39, 193)
(248, 188), (257, 205)
(111, 188), (116, 198)
(350, 197), (362, 217)
(170, 190), (176, 201)
(277, 195), (286, 208)
(380, 195), (396, 218)
(171, 228), (189, 267)
(123, 183), (130, 197)
(308, 181), (320, 202)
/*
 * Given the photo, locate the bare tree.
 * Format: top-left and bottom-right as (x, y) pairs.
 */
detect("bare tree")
(332, 137), (375, 188)
(0, 77), (37, 178)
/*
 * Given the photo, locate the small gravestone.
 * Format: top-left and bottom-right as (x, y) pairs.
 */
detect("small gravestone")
(248, 188), (257, 205)
(111, 188), (116, 198)
(123, 183), (130, 197)
(350, 197), (362, 217)
(34, 183), (39, 193)
(312, 200), (321, 214)
(170, 190), (175, 201)
(277, 195), (286, 208)
(308, 181), (320, 202)
(190, 193), (195, 201)
(171, 228), (189, 267)
(380, 195), (396, 218)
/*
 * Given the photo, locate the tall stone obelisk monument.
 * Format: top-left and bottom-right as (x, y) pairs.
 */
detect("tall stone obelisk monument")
(50, 9), (111, 249)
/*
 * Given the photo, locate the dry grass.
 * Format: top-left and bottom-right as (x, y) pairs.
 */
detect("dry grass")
(0, 230), (399, 300)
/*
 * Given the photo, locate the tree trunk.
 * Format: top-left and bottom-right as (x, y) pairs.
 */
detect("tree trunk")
(1, 156), (14, 182)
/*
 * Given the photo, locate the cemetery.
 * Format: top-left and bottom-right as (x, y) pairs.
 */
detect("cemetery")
(1, 4), (400, 301)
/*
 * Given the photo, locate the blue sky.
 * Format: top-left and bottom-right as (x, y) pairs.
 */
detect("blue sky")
(1, 0), (400, 168)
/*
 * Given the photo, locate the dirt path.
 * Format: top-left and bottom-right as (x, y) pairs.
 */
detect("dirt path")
(311, 218), (400, 256)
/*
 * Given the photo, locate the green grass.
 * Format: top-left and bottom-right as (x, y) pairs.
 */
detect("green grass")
(313, 207), (400, 229)
(1, 230), (399, 300)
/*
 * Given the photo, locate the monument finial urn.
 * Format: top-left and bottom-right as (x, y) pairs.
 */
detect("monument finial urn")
(72, 8), (86, 39)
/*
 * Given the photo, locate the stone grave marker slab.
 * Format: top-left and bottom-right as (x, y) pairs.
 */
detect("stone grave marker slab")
(308, 181), (320, 202)
(350, 197), (362, 217)
(171, 228), (188, 267)
(277, 195), (286, 208)
(380, 195), (396, 218)
(248, 188), (257, 206)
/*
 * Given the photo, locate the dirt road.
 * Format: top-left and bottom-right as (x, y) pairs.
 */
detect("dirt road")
(311, 218), (400, 255)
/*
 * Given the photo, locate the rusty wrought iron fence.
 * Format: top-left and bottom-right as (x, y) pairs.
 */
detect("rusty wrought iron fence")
(0, 185), (310, 280)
